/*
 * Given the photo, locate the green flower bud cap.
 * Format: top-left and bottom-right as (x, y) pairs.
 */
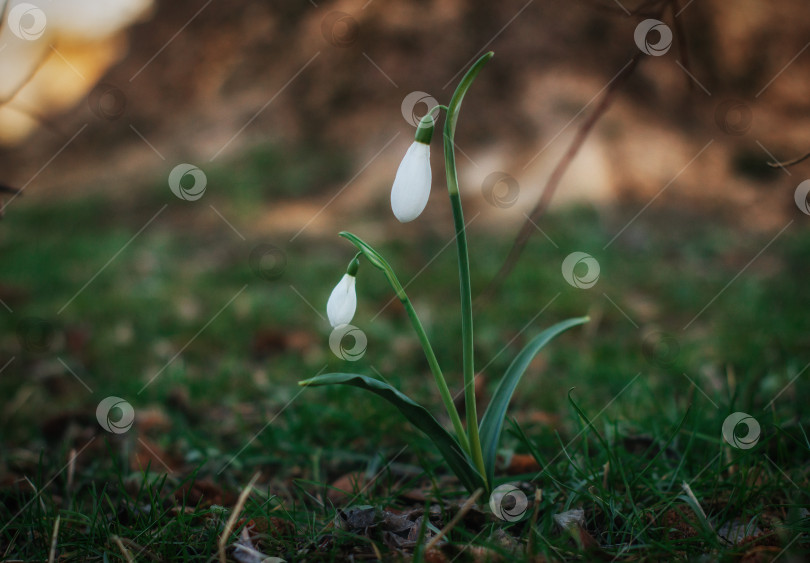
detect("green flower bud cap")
(346, 255), (360, 276)
(414, 112), (435, 145)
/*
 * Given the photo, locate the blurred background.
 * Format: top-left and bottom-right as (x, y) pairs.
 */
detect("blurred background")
(1, 0), (809, 529)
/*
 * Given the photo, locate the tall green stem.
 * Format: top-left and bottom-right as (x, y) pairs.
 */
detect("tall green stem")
(338, 232), (470, 454)
(443, 52), (493, 487)
(401, 297), (470, 454)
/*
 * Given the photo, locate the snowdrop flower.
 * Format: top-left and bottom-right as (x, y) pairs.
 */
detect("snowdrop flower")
(326, 258), (359, 328)
(391, 114), (434, 223)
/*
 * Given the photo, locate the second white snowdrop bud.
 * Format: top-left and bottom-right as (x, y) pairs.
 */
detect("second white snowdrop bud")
(326, 273), (357, 328)
(391, 113), (434, 223)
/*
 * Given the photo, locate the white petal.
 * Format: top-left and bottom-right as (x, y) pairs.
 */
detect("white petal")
(326, 274), (357, 328)
(391, 142), (431, 223)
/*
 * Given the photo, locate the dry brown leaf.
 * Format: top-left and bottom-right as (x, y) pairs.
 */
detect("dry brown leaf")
(327, 471), (368, 505)
(175, 478), (234, 507)
(718, 518), (764, 546)
(740, 545), (784, 563)
(661, 507), (700, 541)
(136, 407), (171, 433)
(505, 453), (541, 475)
(232, 525), (285, 563)
(553, 508), (585, 531)
(526, 411), (562, 426)
(132, 437), (180, 473)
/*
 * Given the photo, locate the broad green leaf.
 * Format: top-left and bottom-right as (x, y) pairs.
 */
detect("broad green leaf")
(299, 373), (485, 493)
(478, 316), (589, 485)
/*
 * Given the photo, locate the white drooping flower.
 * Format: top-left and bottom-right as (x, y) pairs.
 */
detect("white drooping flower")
(391, 112), (435, 222)
(326, 273), (357, 328)
(391, 141), (432, 223)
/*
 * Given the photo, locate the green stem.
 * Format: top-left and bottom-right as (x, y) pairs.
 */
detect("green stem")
(443, 52), (493, 487)
(338, 232), (470, 455)
(401, 297), (470, 454)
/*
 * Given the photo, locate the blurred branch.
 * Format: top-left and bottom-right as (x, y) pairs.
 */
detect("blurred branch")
(478, 53), (642, 305)
(767, 151), (810, 168)
(479, 0), (687, 304)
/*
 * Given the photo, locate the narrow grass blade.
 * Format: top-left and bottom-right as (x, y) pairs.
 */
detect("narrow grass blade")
(478, 316), (589, 485)
(567, 388), (613, 462)
(299, 373), (485, 493)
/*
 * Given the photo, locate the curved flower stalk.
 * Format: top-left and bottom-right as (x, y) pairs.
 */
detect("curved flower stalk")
(299, 52), (589, 495)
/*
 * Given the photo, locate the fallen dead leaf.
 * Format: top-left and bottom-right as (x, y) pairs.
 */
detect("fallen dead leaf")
(718, 518), (764, 546)
(505, 453), (541, 475)
(661, 507), (700, 541)
(553, 508), (585, 531)
(232, 525), (286, 563)
(251, 328), (316, 359)
(175, 478), (234, 507)
(136, 407), (171, 433)
(132, 437), (180, 473)
(740, 545), (785, 563)
(327, 471), (369, 505)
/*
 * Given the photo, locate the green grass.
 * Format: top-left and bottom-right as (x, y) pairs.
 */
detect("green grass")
(1, 175), (809, 560)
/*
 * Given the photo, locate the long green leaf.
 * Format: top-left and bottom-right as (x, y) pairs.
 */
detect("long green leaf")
(478, 316), (589, 484)
(298, 373), (485, 493)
